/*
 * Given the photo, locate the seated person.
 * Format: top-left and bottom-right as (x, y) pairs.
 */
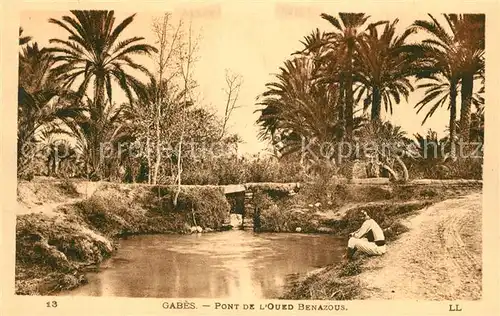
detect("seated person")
(345, 210), (386, 260)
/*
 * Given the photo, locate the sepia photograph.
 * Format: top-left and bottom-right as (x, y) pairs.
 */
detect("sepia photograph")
(3, 1), (498, 313)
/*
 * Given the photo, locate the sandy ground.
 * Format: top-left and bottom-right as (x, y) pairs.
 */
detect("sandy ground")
(359, 193), (482, 300)
(16, 180), (100, 216)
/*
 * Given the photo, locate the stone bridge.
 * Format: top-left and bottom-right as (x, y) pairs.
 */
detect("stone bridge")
(222, 182), (301, 230)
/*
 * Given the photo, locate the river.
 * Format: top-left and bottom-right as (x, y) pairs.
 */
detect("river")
(61, 230), (345, 299)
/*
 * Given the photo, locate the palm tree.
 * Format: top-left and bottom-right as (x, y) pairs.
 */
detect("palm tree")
(61, 95), (127, 180)
(409, 15), (474, 159)
(354, 19), (417, 121)
(19, 27), (32, 45)
(18, 42), (83, 178)
(411, 14), (485, 144)
(255, 57), (340, 162)
(48, 10), (158, 177)
(316, 13), (372, 141)
(357, 121), (411, 181)
(452, 14), (484, 142)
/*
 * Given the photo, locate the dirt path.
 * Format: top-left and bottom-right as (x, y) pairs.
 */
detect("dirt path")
(359, 193), (482, 300)
(16, 181), (101, 216)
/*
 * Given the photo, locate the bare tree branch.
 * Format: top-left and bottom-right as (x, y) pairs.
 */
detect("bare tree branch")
(220, 69), (243, 140)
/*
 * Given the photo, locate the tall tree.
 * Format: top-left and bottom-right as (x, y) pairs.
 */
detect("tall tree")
(48, 10), (157, 177)
(150, 13), (184, 184)
(317, 13), (372, 141)
(174, 20), (199, 206)
(220, 69), (243, 141)
(256, 57), (342, 168)
(413, 61), (460, 160)
(411, 14), (485, 145)
(452, 14), (484, 142)
(18, 43), (82, 178)
(354, 19), (417, 121)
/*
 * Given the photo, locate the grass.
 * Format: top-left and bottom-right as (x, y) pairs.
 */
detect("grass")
(282, 262), (363, 300)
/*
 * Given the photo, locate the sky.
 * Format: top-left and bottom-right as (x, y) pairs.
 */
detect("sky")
(20, 3), (466, 155)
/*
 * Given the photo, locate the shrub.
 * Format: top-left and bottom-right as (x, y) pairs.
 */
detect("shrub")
(384, 220), (410, 241)
(295, 175), (339, 207)
(245, 158), (278, 183)
(409, 157), (483, 180)
(145, 186), (231, 230)
(256, 190), (321, 232)
(445, 157), (483, 180)
(57, 179), (79, 197)
(75, 195), (133, 236)
(177, 187), (231, 229)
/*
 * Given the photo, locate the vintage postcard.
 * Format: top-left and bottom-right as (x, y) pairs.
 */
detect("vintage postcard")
(1, 0), (499, 315)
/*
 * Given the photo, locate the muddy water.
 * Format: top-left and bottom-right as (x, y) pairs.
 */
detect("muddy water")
(63, 230), (345, 299)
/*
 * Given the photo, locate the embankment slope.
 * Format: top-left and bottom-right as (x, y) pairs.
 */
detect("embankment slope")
(283, 192), (482, 300)
(359, 192), (482, 300)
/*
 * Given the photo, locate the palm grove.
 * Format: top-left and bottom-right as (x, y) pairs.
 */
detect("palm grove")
(17, 11), (485, 185)
(256, 13), (484, 180)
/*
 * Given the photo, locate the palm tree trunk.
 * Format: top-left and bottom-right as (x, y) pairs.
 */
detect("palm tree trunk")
(395, 155), (409, 182)
(337, 78), (345, 140)
(345, 44), (354, 142)
(449, 80), (458, 161)
(460, 72), (474, 143)
(371, 86), (382, 121)
(381, 163), (398, 181)
(91, 72), (106, 179)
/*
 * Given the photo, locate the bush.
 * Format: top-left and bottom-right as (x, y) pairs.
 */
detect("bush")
(76, 195), (130, 236)
(16, 213), (113, 270)
(177, 187), (231, 229)
(254, 189), (321, 232)
(445, 157), (483, 179)
(340, 202), (430, 236)
(293, 175), (338, 207)
(408, 157), (483, 180)
(57, 179), (79, 197)
(145, 186), (231, 230)
(384, 220), (410, 241)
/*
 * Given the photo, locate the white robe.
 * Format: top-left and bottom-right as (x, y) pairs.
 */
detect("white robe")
(348, 218), (386, 255)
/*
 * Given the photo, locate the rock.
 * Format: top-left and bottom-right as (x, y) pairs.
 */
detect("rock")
(196, 226), (203, 233)
(190, 226), (197, 233)
(204, 227), (214, 233)
(317, 227), (334, 233)
(295, 227), (302, 232)
(314, 202), (321, 207)
(308, 204), (313, 208)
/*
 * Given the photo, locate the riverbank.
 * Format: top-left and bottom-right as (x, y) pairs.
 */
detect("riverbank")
(282, 192), (482, 300)
(15, 178), (482, 296)
(15, 179), (231, 295)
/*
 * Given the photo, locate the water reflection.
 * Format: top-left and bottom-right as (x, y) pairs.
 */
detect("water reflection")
(61, 230), (344, 298)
